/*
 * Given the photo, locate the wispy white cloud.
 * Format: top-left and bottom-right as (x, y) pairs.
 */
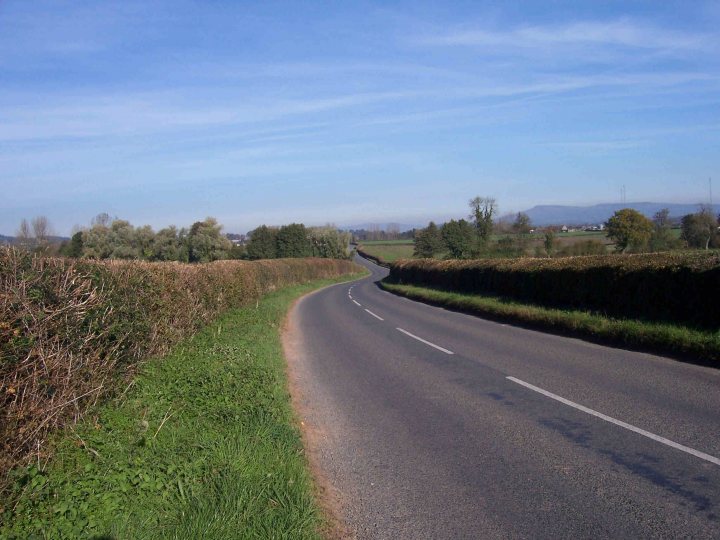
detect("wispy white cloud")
(416, 19), (713, 52)
(0, 90), (416, 141)
(3, 67), (715, 144)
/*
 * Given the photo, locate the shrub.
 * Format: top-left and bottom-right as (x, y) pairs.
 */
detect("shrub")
(0, 248), (357, 486)
(387, 252), (720, 329)
(556, 240), (608, 257)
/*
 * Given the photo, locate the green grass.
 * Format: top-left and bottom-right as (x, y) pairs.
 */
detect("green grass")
(1, 273), (365, 540)
(380, 282), (720, 365)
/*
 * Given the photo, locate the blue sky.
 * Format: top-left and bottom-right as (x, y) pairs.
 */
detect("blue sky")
(1, 0), (719, 235)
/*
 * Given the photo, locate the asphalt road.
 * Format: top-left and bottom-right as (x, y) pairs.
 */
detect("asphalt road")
(285, 255), (720, 539)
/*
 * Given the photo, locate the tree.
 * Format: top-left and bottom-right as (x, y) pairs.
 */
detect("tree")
(606, 208), (653, 252)
(152, 226), (184, 261)
(186, 217), (232, 262)
(649, 208), (680, 252)
(134, 225), (156, 260)
(681, 206), (718, 250)
(469, 196), (496, 245)
(543, 229), (556, 257)
(109, 220), (138, 259)
(227, 244), (246, 259)
(16, 219), (32, 249)
(277, 223), (312, 258)
(31, 216), (52, 248)
(309, 226), (351, 259)
(413, 222), (443, 258)
(246, 226), (279, 259)
(513, 212), (532, 235)
(441, 219), (475, 259)
(62, 231), (84, 258)
(82, 221), (113, 259)
(91, 212), (112, 227)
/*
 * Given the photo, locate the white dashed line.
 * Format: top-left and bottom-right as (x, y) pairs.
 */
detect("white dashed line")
(364, 309), (384, 321)
(396, 328), (454, 355)
(352, 300), (362, 307)
(506, 376), (720, 467)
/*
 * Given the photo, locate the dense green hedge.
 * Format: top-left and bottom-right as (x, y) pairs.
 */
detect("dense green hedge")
(388, 252), (720, 329)
(0, 248), (358, 486)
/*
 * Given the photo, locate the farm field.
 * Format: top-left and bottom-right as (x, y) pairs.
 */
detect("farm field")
(358, 232), (616, 262)
(357, 240), (415, 263)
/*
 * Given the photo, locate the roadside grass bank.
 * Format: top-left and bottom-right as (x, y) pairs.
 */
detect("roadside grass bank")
(380, 282), (720, 366)
(1, 273), (365, 539)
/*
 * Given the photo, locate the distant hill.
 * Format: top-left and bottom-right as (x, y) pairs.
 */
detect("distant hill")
(522, 203), (719, 226)
(341, 222), (421, 232)
(0, 235), (69, 246)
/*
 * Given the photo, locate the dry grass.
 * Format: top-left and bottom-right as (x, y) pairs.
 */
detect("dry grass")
(0, 248), (357, 488)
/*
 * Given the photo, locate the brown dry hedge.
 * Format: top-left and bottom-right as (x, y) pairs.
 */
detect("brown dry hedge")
(388, 252), (720, 329)
(0, 248), (358, 485)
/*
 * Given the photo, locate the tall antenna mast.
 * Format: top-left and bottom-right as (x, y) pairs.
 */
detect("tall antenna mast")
(710, 177), (713, 208)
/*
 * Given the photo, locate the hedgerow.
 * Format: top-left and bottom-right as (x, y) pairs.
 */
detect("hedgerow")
(388, 252), (720, 329)
(0, 248), (357, 488)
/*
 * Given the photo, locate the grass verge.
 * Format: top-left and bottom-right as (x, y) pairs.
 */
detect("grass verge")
(380, 282), (720, 367)
(1, 273), (365, 539)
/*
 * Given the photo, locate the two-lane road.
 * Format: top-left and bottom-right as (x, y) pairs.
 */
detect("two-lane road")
(285, 255), (720, 538)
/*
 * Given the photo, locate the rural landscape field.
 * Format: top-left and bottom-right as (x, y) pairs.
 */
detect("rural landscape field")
(2, 1), (720, 539)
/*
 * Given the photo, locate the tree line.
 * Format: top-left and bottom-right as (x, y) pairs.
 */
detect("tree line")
(414, 196), (720, 259)
(414, 196), (503, 258)
(12, 214), (352, 262)
(245, 224), (351, 260)
(605, 206), (719, 252)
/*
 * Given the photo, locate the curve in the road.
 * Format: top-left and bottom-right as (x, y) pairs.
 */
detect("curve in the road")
(285, 255), (720, 539)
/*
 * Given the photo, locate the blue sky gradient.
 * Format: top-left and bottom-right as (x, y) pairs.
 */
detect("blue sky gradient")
(1, 0), (719, 234)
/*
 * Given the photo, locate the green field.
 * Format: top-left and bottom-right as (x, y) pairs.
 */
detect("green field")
(2, 274), (364, 540)
(358, 241), (415, 263)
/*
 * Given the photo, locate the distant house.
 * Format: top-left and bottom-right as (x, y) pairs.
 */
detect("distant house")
(561, 225), (569, 233)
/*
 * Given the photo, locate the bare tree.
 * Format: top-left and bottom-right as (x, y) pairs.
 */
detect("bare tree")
(16, 218), (32, 248)
(91, 212), (112, 227)
(31, 216), (52, 246)
(386, 223), (400, 240)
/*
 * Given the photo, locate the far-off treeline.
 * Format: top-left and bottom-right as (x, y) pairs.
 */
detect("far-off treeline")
(12, 213), (352, 262)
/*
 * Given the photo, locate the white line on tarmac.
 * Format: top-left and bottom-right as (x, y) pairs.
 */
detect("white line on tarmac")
(506, 376), (720, 467)
(364, 309), (384, 321)
(352, 300), (362, 307)
(396, 328), (454, 355)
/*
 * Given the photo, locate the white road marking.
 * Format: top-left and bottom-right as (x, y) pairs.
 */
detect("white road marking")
(506, 376), (720, 467)
(396, 328), (454, 355)
(364, 309), (384, 321)
(352, 300), (362, 307)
